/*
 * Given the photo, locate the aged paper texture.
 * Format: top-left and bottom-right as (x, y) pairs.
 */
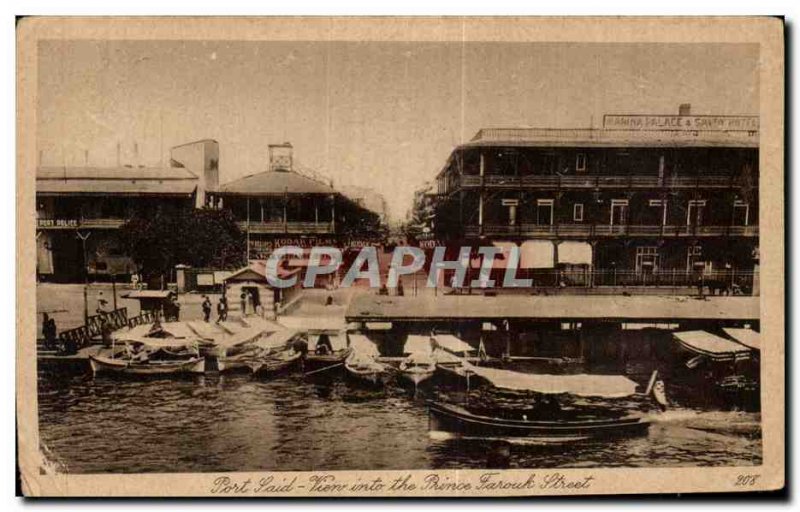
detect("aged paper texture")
(16, 16), (784, 497)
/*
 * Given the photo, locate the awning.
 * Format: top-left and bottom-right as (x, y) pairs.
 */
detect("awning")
(404, 335), (434, 355)
(348, 334), (380, 356)
(557, 241), (593, 265)
(257, 329), (299, 349)
(463, 363), (639, 398)
(519, 240), (554, 269)
(673, 331), (752, 362)
(470, 241), (515, 270)
(433, 334), (474, 354)
(723, 328), (761, 351)
(309, 332), (347, 351)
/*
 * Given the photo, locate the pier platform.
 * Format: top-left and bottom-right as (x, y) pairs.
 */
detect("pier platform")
(345, 294), (759, 323)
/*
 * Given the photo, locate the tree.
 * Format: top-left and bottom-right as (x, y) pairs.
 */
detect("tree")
(120, 207), (246, 281)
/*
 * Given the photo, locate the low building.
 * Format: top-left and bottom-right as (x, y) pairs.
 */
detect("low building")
(36, 140), (218, 282)
(427, 106), (759, 293)
(209, 143), (384, 261)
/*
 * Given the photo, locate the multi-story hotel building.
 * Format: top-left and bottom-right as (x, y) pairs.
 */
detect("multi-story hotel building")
(428, 106), (759, 291)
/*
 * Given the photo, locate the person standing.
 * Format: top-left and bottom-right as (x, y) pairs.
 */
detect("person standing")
(239, 290), (247, 316)
(217, 295), (228, 323)
(100, 317), (113, 348)
(42, 313), (57, 351)
(201, 295), (212, 322)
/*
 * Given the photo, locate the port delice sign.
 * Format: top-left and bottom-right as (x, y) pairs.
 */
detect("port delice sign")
(603, 114), (758, 131)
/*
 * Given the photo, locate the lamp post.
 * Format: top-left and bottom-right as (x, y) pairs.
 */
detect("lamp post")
(76, 230), (91, 324)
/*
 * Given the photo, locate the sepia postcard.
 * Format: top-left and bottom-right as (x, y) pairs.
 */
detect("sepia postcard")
(16, 16), (785, 497)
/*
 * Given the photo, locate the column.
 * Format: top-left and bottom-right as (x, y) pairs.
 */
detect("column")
(479, 152), (485, 235)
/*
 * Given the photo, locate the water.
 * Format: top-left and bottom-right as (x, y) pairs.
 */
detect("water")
(37, 369), (762, 474)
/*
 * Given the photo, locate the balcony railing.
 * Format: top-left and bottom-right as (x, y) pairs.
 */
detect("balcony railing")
(463, 223), (759, 238)
(457, 174), (735, 190)
(36, 217), (126, 230)
(239, 221), (335, 235)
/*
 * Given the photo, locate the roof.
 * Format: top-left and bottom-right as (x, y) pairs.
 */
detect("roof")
(37, 166), (198, 196)
(723, 328), (761, 351)
(223, 261), (298, 283)
(673, 331), (753, 361)
(218, 170), (335, 196)
(459, 126), (759, 150)
(346, 295), (759, 322)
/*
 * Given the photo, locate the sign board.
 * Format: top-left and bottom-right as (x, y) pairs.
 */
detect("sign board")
(603, 114), (758, 132)
(37, 218), (79, 228)
(196, 273), (215, 286)
(501, 199), (519, 207)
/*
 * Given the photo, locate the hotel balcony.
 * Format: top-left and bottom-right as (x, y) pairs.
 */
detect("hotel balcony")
(463, 223), (759, 239)
(238, 221), (335, 235)
(454, 174), (736, 191)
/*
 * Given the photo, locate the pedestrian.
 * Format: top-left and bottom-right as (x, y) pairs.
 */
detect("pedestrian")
(42, 313), (57, 351)
(170, 294), (181, 321)
(96, 292), (109, 315)
(217, 295), (228, 323)
(100, 317), (113, 348)
(397, 281), (405, 297)
(201, 295), (212, 322)
(240, 290), (247, 316)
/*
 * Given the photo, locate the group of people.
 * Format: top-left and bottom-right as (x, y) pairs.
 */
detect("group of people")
(201, 295), (230, 323)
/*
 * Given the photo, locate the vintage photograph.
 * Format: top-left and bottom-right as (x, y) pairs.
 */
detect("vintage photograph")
(17, 17), (784, 496)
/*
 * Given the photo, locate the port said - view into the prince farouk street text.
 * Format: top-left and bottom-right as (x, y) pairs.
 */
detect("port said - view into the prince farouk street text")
(29, 35), (766, 480)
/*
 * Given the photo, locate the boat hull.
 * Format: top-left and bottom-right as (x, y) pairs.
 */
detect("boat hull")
(250, 351), (302, 376)
(89, 354), (205, 376)
(398, 368), (436, 387)
(304, 348), (352, 373)
(427, 401), (650, 442)
(344, 363), (390, 387)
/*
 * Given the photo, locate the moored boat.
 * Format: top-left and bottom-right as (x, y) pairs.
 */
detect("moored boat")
(89, 353), (206, 376)
(398, 352), (436, 387)
(428, 361), (660, 441)
(304, 331), (352, 374)
(249, 348), (302, 376)
(427, 400), (650, 442)
(344, 351), (390, 387)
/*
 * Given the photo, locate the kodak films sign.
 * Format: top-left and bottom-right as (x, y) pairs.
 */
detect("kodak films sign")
(603, 114), (758, 132)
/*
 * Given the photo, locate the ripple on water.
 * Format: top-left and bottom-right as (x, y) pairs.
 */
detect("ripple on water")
(37, 371), (762, 473)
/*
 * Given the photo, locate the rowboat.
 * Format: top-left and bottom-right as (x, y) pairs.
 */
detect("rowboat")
(398, 352), (436, 387)
(427, 401), (650, 442)
(89, 354), (206, 376)
(344, 351), (391, 387)
(249, 349), (302, 376)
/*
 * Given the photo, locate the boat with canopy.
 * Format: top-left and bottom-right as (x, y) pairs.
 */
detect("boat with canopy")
(427, 359), (660, 441)
(344, 334), (391, 386)
(673, 331), (753, 363)
(398, 335), (437, 388)
(89, 321), (206, 376)
(722, 328), (761, 352)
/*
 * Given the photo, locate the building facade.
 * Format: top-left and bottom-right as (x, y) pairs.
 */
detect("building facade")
(36, 140), (218, 282)
(428, 108), (759, 292)
(209, 143), (384, 261)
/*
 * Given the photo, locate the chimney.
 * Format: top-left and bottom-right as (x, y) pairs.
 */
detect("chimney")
(679, 103), (692, 116)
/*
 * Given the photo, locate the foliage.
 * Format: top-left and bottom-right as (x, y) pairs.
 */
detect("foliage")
(120, 207), (246, 278)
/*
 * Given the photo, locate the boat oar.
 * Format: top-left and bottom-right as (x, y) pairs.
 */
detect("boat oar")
(305, 362), (344, 376)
